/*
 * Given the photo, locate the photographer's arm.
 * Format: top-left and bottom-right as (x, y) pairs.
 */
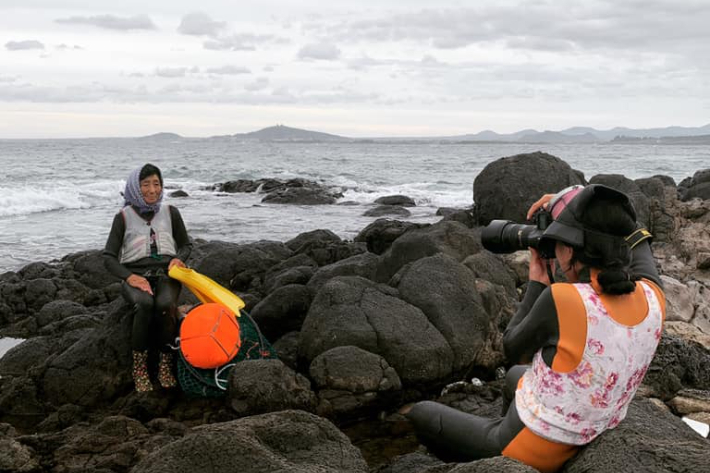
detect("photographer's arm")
(503, 283), (560, 365)
(628, 230), (663, 290)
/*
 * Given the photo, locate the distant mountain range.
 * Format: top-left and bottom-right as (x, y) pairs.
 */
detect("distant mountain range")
(139, 123), (710, 144)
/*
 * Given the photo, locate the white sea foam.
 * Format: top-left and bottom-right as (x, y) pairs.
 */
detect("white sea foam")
(0, 181), (123, 218)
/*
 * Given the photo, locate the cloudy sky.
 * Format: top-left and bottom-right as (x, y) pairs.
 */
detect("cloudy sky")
(1, 0), (709, 138)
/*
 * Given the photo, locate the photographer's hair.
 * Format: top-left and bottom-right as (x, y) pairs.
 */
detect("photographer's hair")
(571, 195), (638, 295)
(139, 163), (163, 186)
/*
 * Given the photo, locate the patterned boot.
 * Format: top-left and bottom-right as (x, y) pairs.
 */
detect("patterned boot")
(132, 350), (153, 392)
(158, 352), (177, 389)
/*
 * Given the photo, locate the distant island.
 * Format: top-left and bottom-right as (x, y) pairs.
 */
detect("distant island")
(136, 123), (710, 144)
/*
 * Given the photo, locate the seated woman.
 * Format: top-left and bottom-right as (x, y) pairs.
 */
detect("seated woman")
(103, 164), (192, 392)
(405, 184), (665, 472)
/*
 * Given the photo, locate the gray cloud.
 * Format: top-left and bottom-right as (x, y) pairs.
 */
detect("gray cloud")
(56, 44), (83, 50)
(5, 40), (45, 51)
(203, 33), (288, 51)
(0, 80), (384, 106)
(244, 77), (269, 91)
(177, 12), (225, 36)
(319, 1), (710, 60)
(55, 14), (156, 31)
(155, 67), (190, 78)
(298, 42), (341, 60)
(205, 65), (251, 75)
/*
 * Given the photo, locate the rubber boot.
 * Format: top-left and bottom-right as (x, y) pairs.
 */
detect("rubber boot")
(158, 352), (177, 389)
(132, 350), (153, 392)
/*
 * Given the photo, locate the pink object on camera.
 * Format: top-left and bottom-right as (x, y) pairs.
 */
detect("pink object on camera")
(549, 185), (584, 219)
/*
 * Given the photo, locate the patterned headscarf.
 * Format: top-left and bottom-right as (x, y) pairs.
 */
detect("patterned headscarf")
(123, 165), (163, 214)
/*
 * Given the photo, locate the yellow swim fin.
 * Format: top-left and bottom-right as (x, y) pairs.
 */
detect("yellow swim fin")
(168, 266), (244, 316)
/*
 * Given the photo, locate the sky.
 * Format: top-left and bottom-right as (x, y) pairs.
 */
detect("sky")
(0, 0), (709, 138)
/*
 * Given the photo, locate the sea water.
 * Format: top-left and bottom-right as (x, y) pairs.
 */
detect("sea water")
(0, 138), (707, 273)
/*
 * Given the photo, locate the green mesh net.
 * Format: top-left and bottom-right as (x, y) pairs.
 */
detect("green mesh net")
(176, 311), (278, 398)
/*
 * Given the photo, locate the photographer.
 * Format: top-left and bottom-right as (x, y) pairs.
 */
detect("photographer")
(405, 185), (665, 472)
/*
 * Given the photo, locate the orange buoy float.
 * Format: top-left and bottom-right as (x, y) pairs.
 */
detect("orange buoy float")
(179, 303), (241, 369)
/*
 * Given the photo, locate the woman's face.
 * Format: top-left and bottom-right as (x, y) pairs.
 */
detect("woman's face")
(554, 241), (578, 282)
(140, 174), (162, 204)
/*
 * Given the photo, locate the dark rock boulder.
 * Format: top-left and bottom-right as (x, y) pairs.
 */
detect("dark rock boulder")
(310, 346), (402, 418)
(40, 300), (133, 408)
(310, 346), (402, 393)
(286, 229), (342, 252)
(0, 336), (56, 376)
(634, 177), (677, 242)
(440, 208), (476, 228)
(364, 205), (412, 218)
(190, 240), (292, 292)
(473, 152), (585, 225)
(168, 190), (188, 198)
(132, 410), (368, 473)
(375, 195), (417, 207)
(250, 284), (312, 341)
(0, 432), (40, 472)
(261, 187), (343, 205)
(394, 254), (501, 373)
(17, 262), (59, 280)
(651, 174), (677, 187)
(417, 457), (538, 472)
(217, 179), (260, 193)
(226, 359), (317, 416)
(678, 168), (710, 201)
(286, 230), (366, 267)
(588, 174), (651, 228)
(272, 331), (300, 371)
(462, 251), (518, 299)
(563, 398), (710, 472)
(262, 265), (315, 294)
(299, 276), (453, 385)
(23, 279), (57, 313)
(635, 176), (666, 201)
(355, 219), (426, 255)
(62, 250), (119, 290)
(643, 334), (710, 400)
(36, 300), (88, 328)
(307, 252), (379, 294)
(376, 221), (482, 283)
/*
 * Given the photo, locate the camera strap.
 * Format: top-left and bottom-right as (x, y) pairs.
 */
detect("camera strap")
(625, 227), (653, 249)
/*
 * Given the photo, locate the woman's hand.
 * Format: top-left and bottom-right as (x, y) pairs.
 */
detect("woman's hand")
(168, 258), (186, 270)
(126, 274), (153, 295)
(526, 194), (555, 220)
(528, 248), (552, 286)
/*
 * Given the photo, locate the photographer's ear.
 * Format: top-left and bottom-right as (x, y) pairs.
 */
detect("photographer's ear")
(555, 242), (574, 265)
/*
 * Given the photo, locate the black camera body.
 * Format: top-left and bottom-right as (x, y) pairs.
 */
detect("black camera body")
(480, 209), (555, 258)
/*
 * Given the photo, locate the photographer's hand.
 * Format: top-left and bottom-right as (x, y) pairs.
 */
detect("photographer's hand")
(528, 248), (552, 286)
(527, 194), (555, 220)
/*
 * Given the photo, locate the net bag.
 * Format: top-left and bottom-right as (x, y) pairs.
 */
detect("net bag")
(176, 310), (278, 398)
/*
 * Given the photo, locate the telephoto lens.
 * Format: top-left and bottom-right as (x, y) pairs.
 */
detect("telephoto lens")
(481, 220), (541, 254)
(480, 209), (553, 257)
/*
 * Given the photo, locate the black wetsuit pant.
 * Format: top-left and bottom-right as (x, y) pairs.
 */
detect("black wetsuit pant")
(122, 275), (181, 353)
(406, 365), (528, 462)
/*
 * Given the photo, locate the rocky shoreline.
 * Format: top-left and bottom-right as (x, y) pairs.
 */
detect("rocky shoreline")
(1, 152), (709, 472)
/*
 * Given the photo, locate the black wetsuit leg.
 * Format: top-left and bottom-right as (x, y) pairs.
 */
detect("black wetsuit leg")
(122, 276), (180, 352)
(150, 276), (181, 352)
(406, 367), (528, 462)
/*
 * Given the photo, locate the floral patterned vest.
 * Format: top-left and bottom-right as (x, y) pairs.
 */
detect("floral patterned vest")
(515, 281), (663, 445)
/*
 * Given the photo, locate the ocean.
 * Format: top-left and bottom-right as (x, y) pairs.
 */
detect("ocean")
(0, 138), (707, 273)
